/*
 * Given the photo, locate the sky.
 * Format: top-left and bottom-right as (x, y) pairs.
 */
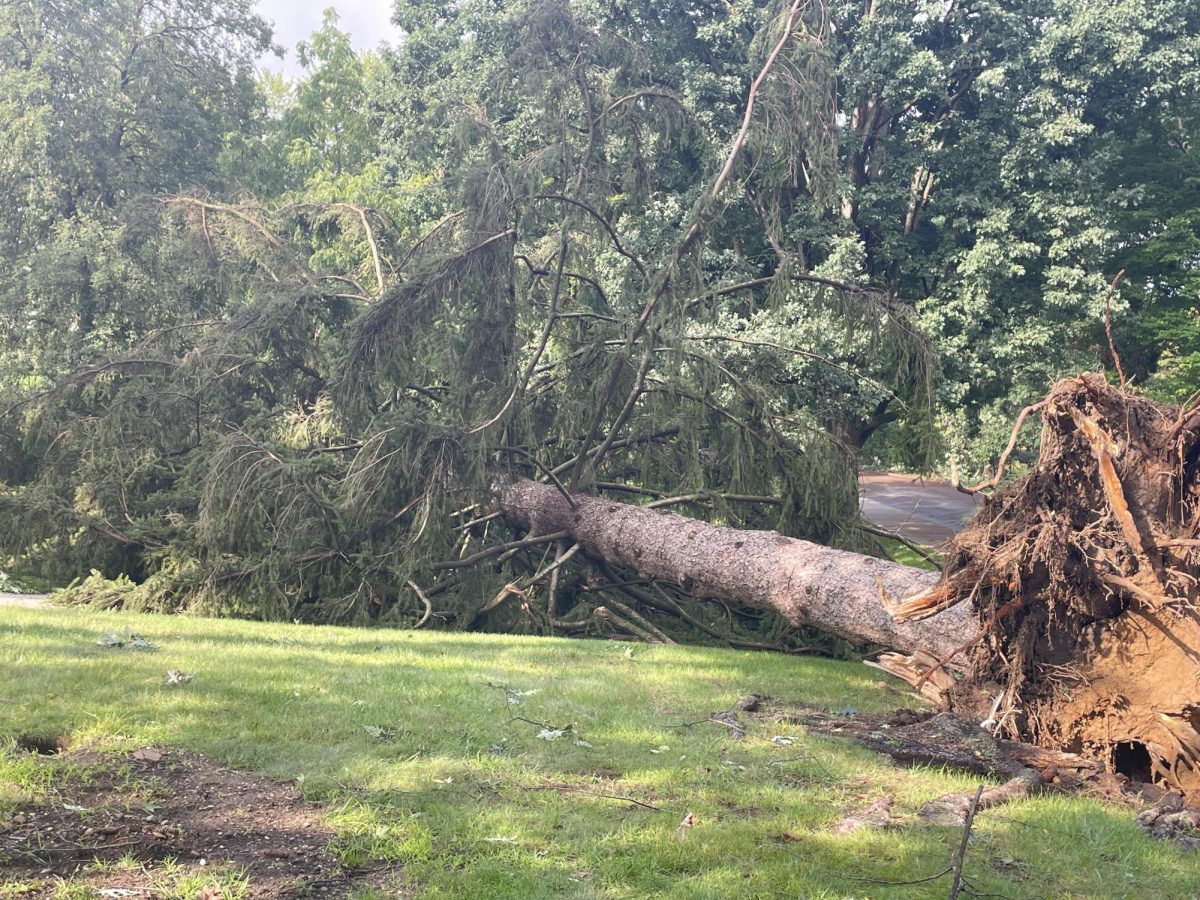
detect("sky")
(255, 1), (402, 78)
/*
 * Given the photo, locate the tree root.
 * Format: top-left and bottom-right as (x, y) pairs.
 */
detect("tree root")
(920, 771), (1042, 827)
(925, 374), (1200, 799)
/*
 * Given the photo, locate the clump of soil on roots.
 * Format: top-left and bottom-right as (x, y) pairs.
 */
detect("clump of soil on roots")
(0, 743), (393, 897)
(927, 375), (1200, 798)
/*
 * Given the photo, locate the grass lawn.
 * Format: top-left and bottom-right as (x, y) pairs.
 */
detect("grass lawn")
(1, 606), (1197, 898)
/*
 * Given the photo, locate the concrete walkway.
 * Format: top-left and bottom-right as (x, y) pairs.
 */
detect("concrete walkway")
(859, 472), (981, 549)
(0, 591), (52, 608)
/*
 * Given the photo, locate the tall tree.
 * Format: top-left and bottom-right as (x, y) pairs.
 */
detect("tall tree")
(1, 0), (1198, 652)
(1103, 84), (1200, 402)
(0, 0), (272, 376)
(823, 0), (1200, 468)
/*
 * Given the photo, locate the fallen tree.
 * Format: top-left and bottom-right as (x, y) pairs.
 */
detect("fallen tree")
(500, 476), (967, 658)
(501, 374), (1200, 799)
(6, 0), (1198, 810)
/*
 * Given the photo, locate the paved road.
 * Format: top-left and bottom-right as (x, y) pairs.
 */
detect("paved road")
(859, 472), (981, 548)
(0, 592), (51, 608)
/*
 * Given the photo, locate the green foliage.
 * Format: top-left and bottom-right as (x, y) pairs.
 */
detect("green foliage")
(2, 1), (901, 631)
(826, 0), (1200, 469)
(0, 569), (42, 594)
(1, 0), (1198, 631)
(1103, 94), (1200, 403)
(0, 0), (272, 377)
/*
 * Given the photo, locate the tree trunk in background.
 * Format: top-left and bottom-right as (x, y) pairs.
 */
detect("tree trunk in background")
(500, 479), (976, 661)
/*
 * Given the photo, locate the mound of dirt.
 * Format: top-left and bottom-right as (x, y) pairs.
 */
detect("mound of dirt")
(0, 745), (393, 898)
(913, 375), (1200, 797)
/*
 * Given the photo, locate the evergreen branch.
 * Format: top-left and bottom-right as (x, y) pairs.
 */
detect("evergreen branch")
(1, 358), (179, 420)
(431, 530), (571, 572)
(570, 0), (822, 488)
(530, 194), (647, 277)
(684, 334), (902, 403)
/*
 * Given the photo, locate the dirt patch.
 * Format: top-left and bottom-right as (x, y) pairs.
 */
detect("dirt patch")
(756, 700), (1183, 806)
(0, 745), (396, 898)
(757, 700), (1200, 837)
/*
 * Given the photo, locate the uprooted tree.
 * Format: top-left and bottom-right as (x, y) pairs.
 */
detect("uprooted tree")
(4, 1), (1200, 798)
(501, 374), (1200, 798)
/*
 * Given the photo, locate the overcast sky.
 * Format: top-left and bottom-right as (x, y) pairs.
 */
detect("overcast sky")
(255, 1), (402, 78)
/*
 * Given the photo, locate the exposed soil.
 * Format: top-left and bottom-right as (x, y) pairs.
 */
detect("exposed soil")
(0, 744), (396, 898)
(887, 375), (1200, 799)
(750, 699), (1200, 838)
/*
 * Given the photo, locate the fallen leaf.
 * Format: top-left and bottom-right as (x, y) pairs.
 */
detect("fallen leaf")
(362, 724), (397, 742)
(96, 629), (157, 651)
(505, 688), (540, 705)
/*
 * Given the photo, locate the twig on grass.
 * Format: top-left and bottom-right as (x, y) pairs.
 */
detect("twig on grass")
(851, 867), (954, 886)
(407, 580), (433, 628)
(767, 753), (835, 780)
(846, 784), (988, 897)
(506, 714), (559, 732)
(948, 785), (985, 899)
(551, 784), (667, 813)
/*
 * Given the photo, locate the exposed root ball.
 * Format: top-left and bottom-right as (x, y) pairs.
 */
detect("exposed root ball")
(941, 374), (1200, 797)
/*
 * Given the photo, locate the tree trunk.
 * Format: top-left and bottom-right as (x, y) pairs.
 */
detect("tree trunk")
(501, 375), (1200, 799)
(500, 480), (976, 661)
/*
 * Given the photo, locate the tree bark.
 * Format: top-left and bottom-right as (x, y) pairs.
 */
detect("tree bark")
(501, 374), (1200, 800)
(500, 479), (978, 661)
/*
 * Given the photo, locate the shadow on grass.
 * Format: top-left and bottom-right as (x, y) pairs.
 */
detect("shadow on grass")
(2, 607), (1198, 898)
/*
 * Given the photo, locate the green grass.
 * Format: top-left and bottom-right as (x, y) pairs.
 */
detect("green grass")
(1, 607), (1197, 898)
(877, 536), (941, 571)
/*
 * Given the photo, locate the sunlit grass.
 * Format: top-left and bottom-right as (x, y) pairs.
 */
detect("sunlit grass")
(876, 535), (942, 571)
(1, 607), (1197, 897)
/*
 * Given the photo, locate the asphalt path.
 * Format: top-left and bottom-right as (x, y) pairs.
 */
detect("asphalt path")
(859, 472), (981, 549)
(0, 591), (51, 608)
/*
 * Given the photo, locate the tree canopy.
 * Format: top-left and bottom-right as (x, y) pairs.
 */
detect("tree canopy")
(1, 0), (1198, 640)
